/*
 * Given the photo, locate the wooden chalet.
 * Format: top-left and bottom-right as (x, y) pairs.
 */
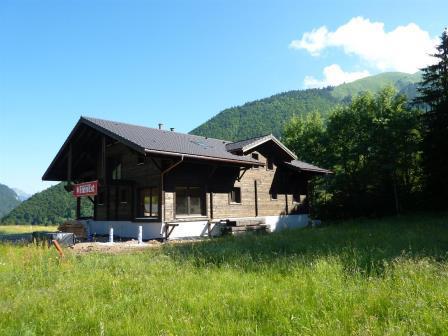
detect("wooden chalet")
(43, 117), (331, 240)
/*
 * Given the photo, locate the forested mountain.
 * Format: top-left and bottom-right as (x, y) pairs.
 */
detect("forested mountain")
(1, 183), (92, 225)
(190, 72), (421, 141)
(0, 183), (21, 218)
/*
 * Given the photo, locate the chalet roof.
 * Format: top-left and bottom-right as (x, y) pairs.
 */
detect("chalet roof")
(43, 116), (332, 181)
(226, 134), (297, 160)
(82, 117), (261, 165)
(284, 160), (333, 174)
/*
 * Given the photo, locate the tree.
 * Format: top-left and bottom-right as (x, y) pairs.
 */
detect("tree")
(414, 29), (448, 208)
(283, 111), (326, 165)
(284, 87), (423, 218)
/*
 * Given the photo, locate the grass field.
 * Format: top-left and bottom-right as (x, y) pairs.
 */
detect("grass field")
(1, 213), (447, 335)
(0, 225), (58, 235)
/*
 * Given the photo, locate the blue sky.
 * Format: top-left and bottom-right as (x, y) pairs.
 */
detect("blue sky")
(0, 0), (447, 194)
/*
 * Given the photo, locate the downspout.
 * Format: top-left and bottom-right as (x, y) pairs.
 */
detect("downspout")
(160, 155), (184, 226)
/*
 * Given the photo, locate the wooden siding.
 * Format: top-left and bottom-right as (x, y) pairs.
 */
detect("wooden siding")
(90, 141), (309, 222)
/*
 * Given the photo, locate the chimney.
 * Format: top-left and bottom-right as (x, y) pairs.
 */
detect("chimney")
(170, 127), (175, 132)
(158, 123), (163, 130)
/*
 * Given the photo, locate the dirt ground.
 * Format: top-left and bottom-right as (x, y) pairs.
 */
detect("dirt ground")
(70, 237), (205, 254)
(70, 239), (162, 254)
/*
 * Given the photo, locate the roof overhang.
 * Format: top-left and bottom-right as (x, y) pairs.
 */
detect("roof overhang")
(283, 161), (333, 175)
(43, 117), (262, 181)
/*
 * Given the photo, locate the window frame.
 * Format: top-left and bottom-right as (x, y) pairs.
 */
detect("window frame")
(270, 191), (278, 201)
(292, 193), (300, 204)
(229, 187), (242, 204)
(137, 187), (159, 219)
(251, 153), (259, 169)
(175, 186), (206, 217)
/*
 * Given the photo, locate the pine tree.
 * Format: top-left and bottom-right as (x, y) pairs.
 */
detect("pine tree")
(414, 29), (448, 208)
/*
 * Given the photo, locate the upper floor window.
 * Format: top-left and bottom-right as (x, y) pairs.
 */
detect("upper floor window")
(251, 153), (259, 169)
(229, 187), (241, 204)
(293, 194), (306, 204)
(293, 193), (299, 203)
(271, 191), (278, 200)
(108, 158), (122, 180)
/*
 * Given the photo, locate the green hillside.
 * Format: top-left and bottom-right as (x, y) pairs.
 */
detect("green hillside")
(0, 184), (20, 218)
(331, 72), (421, 100)
(1, 183), (92, 225)
(190, 72), (421, 141)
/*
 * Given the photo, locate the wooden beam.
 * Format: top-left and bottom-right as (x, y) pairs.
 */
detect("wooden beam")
(76, 197), (81, 219)
(237, 167), (248, 182)
(101, 136), (107, 184)
(254, 180), (258, 217)
(164, 223), (179, 239)
(209, 192), (214, 219)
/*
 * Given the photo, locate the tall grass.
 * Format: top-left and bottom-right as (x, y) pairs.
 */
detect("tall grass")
(0, 213), (447, 335)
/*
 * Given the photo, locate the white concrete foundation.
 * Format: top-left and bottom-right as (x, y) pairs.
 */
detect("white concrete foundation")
(264, 214), (309, 232)
(82, 214), (309, 240)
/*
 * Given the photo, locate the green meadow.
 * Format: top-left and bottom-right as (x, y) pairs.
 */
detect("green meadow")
(1, 213), (447, 335)
(0, 225), (59, 235)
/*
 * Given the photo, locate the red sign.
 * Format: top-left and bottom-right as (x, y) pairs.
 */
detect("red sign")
(72, 181), (98, 197)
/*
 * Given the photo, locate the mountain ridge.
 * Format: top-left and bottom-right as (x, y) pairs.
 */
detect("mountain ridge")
(190, 71), (421, 141)
(0, 183), (21, 219)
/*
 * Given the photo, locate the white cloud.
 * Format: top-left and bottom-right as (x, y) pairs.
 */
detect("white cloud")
(290, 17), (438, 73)
(303, 64), (370, 88)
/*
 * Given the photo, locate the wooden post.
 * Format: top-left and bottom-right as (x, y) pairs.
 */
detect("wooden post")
(52, 240), (64, 258)
(101, 136), (106, 183)
(76, 197), (81, 219)
(209, 192), (214, 219)
(101, 136), (110, 221)
(254, 180), (258, 217)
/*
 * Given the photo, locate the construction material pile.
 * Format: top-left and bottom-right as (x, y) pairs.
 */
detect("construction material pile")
(58, 220), (87, 240)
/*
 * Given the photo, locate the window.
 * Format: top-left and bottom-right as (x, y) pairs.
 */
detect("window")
(176, 186), (205, 216)
(229, 187), (241, 204)
(109, 159), (122, 180)
(271, 192), (278, 200)
(266, 158), (274, 171)
(293, 194), (306, 204)
(138, 187), (159, 218)
(251, 153), (259, 169)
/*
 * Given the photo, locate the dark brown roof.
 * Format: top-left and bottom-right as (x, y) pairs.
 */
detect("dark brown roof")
(82, 117), (261, 165)
(43, 116), (332, 181)
(284, 160), (332, 174)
